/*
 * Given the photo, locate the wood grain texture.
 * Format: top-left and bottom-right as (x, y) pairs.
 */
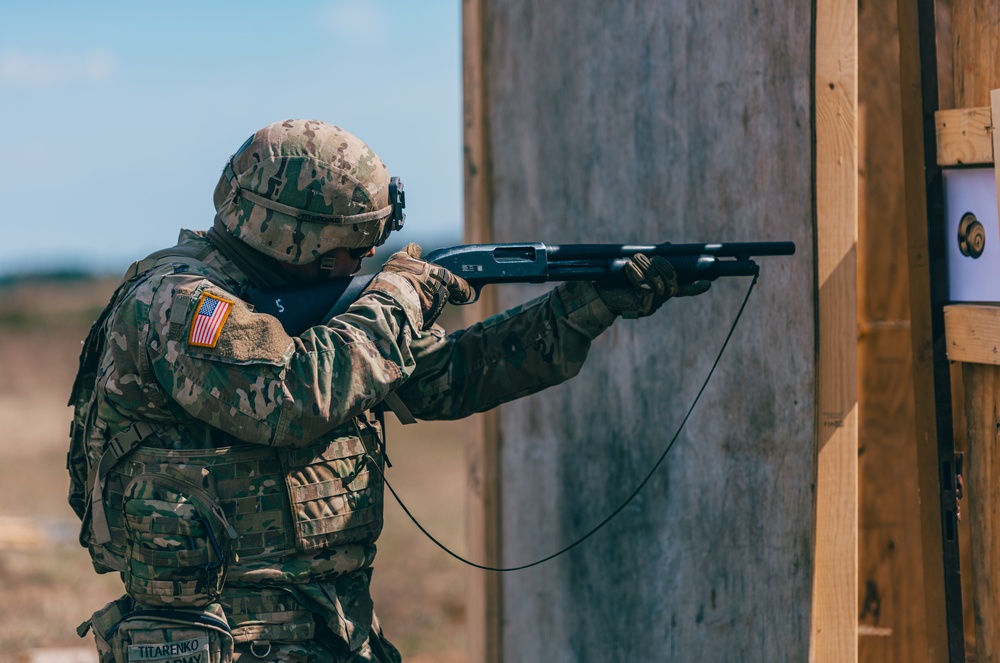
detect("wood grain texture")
(480, 1), (815, 659)
(461, 1), (502, 661)
(952, 0), (1000, 109)
(857, 329), (929, 659)
(861, 2), (986, 657)
(962, 364), (1000, 661)
(953, 1), (1000, 654)
(934, 107), (994, 166)
(812, 0), (859, 657)
(954, 7), (1000, 655)
(895, 0), (954, 656)
(994, 90), (1000, 230)
(945, 305), (1000, 366)
(858, 0), (939, 659)
(950, 360), (977, 657)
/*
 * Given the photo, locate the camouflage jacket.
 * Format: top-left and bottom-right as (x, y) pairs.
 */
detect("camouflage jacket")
(75, 229), (616, 648)
(97, 229), (616, 440)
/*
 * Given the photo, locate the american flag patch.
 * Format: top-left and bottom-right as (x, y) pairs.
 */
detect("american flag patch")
(188, 292), (233, 348)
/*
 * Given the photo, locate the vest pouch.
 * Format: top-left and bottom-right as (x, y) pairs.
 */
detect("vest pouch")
(84, 595), (234, 663)
(221, 586), (316, 645)
(123, 464), (237, 607)
(279, 430), (385, 553)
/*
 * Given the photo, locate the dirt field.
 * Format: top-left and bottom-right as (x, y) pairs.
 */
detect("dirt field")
(0, 276), (469, 662)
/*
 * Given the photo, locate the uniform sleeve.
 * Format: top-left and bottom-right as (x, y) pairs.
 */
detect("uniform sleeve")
(395, 280), (616, 420)
(146, 272), (424, 446)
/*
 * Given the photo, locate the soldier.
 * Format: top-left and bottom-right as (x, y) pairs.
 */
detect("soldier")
(68, 119), (708, 662)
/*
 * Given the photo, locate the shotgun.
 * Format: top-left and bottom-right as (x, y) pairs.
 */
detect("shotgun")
(247, 241), (795, 336)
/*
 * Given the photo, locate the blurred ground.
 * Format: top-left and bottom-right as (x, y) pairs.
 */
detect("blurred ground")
(0, 276), (469, 663)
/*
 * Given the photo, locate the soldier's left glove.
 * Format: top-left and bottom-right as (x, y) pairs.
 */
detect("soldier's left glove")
(595, 254), (711, 318)
(369, 243), (474, 329)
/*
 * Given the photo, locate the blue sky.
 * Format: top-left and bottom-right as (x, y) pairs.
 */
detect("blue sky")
(0, 1), (462, 275)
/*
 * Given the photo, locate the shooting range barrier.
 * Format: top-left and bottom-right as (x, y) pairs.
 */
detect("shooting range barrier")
(460, 0), (1000, 661)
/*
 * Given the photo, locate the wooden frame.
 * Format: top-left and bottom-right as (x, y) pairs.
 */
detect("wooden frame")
(942, 87), (1000, 661)
(935, 107), (994, 166)
(811, 0), (859, 658)
(995, 89), (1000, 223)
(897, 0), (969, 658)
(945, 305), (1000, 366)
(462, 1), (502, 661)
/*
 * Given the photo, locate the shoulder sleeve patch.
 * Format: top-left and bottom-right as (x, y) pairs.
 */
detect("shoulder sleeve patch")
(188, 292), (234, 348)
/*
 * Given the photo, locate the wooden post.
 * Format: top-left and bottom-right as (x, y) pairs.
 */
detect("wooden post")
(945, 304), (1000, 660)
(811, 0), (859, 657)
(995, 89), (1000, 220)
(857, 0), (931, 657)
(895, 0), (966, 658)
(945, 102), (1000, 661)
(952, 2), (1000, 109)
(944, 1), (1000, 659)
(462, 0), (502, 661)
(963, 362), (1000, 661)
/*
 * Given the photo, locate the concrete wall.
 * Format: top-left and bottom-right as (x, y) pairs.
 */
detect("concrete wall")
(478, 1), (817, 660)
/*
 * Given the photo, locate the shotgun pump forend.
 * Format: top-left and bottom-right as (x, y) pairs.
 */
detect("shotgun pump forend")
(246, 240), (795, 337)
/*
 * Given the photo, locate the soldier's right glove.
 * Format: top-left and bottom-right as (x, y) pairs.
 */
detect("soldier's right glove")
(368, 243), (474, 329)
(595, 254), (711, 318)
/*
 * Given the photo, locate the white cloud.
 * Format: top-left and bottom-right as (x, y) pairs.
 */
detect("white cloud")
(322, 1), (387, 44)
(0, 48), (116, 86)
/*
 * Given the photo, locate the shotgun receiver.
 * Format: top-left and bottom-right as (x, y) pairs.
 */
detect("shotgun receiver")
(247, 241), (795, 336)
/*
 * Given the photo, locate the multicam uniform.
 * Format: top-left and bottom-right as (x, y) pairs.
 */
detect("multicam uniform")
(71, 229), (616, 662)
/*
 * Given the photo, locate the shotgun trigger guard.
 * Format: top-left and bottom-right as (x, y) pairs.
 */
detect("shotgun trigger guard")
(455, 284), (483, 306)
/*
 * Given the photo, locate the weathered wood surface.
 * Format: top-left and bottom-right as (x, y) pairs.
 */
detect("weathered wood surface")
(461, 1), (502, 661)
(951, 2), (1000, 661)
(945, 305), (1000, 366)
(994, 90), (1000, 227)
(895, 0), (968, 656)
(952, 0), (1000, 110)
(480, 1), (815, 659)
(935, 107), (994, 166)
(962, 363), (1000, 662)
(857, 0), (930, 659)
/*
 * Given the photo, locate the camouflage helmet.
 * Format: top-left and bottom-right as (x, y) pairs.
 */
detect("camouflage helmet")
(213, 119), (401, 264)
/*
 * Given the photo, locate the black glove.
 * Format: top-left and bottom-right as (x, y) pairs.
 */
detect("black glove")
(372, 243), (474, 328)
(595, 254), (711, 318)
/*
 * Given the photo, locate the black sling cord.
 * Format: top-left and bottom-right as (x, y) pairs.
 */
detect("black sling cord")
(366, 273), (759, 573)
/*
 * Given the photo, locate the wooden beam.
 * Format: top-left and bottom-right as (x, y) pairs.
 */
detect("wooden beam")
(934, 107), (994, 166)
(961, 363), (1000, 661)
(993, 89), (1000, 226)
(896, 0), (965, 657)
(462, 1), (502, 661)
(947, 302), (1000, 661)
(950, 1), (1000, 658)
(857, 0), (931, 655)
(810, 0), (858, 656)
(945, 305), (1000, 366)
(952, 1), (1000, 109)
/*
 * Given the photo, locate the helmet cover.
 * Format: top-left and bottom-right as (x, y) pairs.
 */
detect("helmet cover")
(213, 119), (393, 264)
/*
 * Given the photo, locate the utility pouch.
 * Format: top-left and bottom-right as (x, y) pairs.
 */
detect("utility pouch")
(222, 586), (315, 646)
(123, 464), (237, 607)
(82, 595), (234, 663)
(279, 427), (385, 553)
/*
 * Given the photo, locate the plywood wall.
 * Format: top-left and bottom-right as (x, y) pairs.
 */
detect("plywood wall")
(468, 1), (818, 659)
